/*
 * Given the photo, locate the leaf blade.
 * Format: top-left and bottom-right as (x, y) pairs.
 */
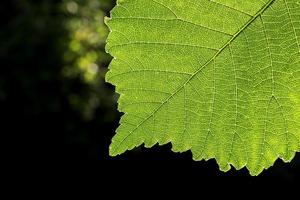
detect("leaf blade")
(106, 0), (300, 175)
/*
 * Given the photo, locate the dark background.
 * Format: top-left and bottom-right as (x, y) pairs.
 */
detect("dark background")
(1, 0), (299, 186)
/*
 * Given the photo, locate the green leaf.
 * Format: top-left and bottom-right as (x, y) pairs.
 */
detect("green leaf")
(105, 0), (300, 175)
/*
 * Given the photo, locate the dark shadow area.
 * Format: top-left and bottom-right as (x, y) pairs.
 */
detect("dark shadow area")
(0, 0), (298, 186)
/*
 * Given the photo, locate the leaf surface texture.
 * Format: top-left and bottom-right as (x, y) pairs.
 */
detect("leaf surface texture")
(106, 0), (300, 175)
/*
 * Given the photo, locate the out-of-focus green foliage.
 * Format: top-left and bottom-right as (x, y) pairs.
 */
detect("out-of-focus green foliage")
(62, 0), (111, 83)
(61, 0), (116, 120)
(0, 0), (117, 159)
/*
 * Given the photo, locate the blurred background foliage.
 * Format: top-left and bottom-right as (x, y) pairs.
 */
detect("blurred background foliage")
(0, 0), (118, 160)
(61, 0), (115, 120)
(0, 0), (299, 182)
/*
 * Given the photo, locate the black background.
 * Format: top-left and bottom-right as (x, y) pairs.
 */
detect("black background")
(1, 0), (299, 187)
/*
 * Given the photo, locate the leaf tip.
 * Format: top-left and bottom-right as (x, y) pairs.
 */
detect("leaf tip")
(248, 169), (263, 176)
(109, 143), (119, 157)
(219, 164), (231, 173)
(246, 164), (265, 176)
(104, 16), (111, 25)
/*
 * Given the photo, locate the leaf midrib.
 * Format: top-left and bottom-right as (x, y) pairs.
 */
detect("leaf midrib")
(111, 0), (276, 155)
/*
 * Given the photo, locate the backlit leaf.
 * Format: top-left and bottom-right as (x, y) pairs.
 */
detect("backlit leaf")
(105, 0), (300, 175)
